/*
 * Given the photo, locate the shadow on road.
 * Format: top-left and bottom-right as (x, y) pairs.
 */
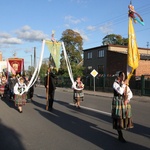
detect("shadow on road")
(130, 123), (150, 139)
(32, 99), (46, 110)
(0, 119), (25, 150)
(34, 94), (45, 100)
(34, 99), (149, 150)
(0, 96), (18, 112)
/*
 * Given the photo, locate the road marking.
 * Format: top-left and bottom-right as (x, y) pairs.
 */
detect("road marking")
(69, 103), (111, 116)
(35, 93), (111, 116)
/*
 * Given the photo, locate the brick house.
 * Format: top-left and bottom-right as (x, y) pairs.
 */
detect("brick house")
(83, 45), (150, 77)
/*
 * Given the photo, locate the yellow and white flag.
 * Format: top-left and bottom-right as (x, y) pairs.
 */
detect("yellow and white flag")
(45, 40), (61, 71)
(127, 17), (140, 80)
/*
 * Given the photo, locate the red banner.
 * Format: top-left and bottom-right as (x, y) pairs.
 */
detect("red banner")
(8, 58), (24, 74)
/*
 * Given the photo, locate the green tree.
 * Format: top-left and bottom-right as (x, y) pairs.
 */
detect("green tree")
(27, 66), (35, 75)
(59, 29), (84, 78)
(38, 63), (48, 84)
(36, 60), (58, 84)
(102, 34), (128, 46)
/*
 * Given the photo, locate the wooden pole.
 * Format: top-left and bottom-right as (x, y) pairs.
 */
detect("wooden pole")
(46, 70), (50, 110)
(34, 47), (36, 68)
(46, 54), (51, 110)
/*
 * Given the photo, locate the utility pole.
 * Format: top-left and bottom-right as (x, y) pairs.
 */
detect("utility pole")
(34, 47), (36, 68)
(31, 54), (32, 67)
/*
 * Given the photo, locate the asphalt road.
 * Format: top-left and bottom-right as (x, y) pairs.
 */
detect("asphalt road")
(0, 86), (149, 150)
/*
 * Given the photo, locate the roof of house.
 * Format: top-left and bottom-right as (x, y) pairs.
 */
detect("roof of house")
(83, 44), (150, 57)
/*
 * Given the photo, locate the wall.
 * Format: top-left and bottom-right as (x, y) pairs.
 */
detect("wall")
(83, 45), (150, 77)
(136, 60), (150, 76)
(107, 51), (127, 75)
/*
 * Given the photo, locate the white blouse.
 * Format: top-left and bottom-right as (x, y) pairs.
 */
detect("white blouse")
(113, 80), (133, 101)
(14, 82), (27, 95)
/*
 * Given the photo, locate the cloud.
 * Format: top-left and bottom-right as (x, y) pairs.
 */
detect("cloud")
(0, 25), (49, 45)
(73, 29), (89, 42)
(64, 15), (86, 25)
(99, 22), (113, 34)
(87, 25), (96, 31)
(0, 32), (22, 44)
(15, 25), (48, 42)
(64, 24), (70, 28)
(0, 33), (11, 38)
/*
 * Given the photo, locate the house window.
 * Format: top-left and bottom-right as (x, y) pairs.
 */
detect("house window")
(87, 52), (92, 59)
(98, 50), (104, 57)
(98, 65), (104, 74)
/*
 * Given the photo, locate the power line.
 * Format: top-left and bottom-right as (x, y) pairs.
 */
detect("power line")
(82, 3), (150, 47)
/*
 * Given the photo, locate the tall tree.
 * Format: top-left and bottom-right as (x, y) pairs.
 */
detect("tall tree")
(102, 34), (128, 46)
(59, 29), (84, 77)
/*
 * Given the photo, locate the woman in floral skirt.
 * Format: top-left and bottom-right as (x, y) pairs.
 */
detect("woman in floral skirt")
(14, 77), (27, 113)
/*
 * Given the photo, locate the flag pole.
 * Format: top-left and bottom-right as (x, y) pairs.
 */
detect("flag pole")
(130, 0), (132, 5)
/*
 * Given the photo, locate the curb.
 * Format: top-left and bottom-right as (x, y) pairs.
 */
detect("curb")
(37, 86), (150, 102)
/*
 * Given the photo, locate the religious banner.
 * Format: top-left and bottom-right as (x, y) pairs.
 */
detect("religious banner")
(45, 40), (61, 71)
(7, 58), (24, 75)
(127, 2), (143, 81)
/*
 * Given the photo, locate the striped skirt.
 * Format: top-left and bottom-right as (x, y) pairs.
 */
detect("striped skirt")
(111, 96), (134, 130)
(15, 94), (27, 106)
(73, 90), (84, 102)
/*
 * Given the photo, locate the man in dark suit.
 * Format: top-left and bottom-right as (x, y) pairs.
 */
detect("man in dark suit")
(44, 67), (56, 111)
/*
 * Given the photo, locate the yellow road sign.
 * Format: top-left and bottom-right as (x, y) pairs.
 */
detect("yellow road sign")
(90, 69), (98, 77)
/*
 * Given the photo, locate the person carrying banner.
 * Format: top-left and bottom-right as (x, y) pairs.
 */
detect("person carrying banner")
(112, 71), (134, 143)
(44, 67), (56, 111)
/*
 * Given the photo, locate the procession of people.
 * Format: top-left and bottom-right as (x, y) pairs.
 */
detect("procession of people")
(0, 67), (135, 143)
(0, 73), (35, 113)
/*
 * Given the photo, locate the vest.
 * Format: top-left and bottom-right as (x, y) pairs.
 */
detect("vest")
(113, 81), (124, 97)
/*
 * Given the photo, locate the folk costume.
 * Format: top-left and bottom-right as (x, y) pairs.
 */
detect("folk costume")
(0, 76), (9, 99)
(112, 71), (133, 142)
(14, 77), (27, 113)
(72, 77), (84, 108)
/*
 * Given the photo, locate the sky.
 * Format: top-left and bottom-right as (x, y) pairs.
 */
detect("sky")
(0, 0), (150, 69)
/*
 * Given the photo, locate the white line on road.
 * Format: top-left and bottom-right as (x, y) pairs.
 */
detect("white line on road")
(69, 103), (111, 116)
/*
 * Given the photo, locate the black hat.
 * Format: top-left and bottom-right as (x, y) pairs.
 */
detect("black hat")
(113, 71), (123, 77)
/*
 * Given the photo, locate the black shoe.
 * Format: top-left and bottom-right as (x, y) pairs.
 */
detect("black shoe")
(118, 137), (127, 143)
(49, 107), (53, 111)
(77, 106), (81, 109)
(18, 110), (23, 113)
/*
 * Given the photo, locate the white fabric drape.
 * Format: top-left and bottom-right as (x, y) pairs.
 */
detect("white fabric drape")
(20, 40), (45, 95)
(20, 40), (82, 95)
(62, 42), (83, 91)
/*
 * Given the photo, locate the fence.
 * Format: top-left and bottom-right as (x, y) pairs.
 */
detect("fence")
(55, 75), (150, 96)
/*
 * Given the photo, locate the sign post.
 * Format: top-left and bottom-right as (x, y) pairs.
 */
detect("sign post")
(90, 69), (98, 92)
